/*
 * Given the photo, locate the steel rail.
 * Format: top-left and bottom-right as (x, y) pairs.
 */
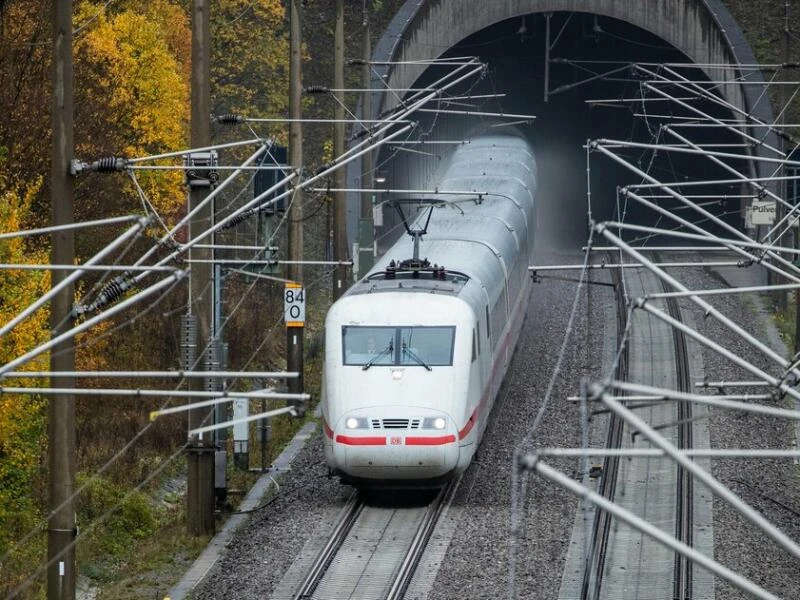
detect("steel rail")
(597, 226), (800, 400)
(292, 492), (364, 600)
(658, 253), (693, 600)
(385, 482), (457, 600)
(580, 253), (628, 600)
(599, 390), (800, 560)
(527, 458), (780, 600)
(293, 481), (455, 600)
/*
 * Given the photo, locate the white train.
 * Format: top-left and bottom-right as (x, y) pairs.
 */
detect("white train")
(322, 129), (537, 487)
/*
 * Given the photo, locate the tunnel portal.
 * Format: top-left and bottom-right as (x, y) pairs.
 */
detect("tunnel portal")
(349, 1), (774, 262)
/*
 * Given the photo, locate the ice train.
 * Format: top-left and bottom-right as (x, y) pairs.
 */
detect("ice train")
(322, 129), (537, 487)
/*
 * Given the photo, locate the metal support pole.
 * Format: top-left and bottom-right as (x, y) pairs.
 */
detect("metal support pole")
(333, 0), (348, 300)
(543, 13), (552, 103)
(358, 3), (375, 278)
(187, 0), (215, 537)
(287, 0), (305, 402)
(213, 264), (227, 505)
(48, 1), (76, 597)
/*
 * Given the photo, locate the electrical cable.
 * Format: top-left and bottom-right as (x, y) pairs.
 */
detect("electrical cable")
(4, 56), (510, 588)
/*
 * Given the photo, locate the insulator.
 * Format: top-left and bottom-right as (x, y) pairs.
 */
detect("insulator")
(385, 259), (396, 279)
(314, 161), (336, 176)
(70, 159), (90, 175)
(221, 209), (254, 230)
(216, 113), (242, 124)
(93, 156), (127, 172)
(305, 85), (330, 94)
(75, 274), (134, 315)
(93, 276), (131, 307)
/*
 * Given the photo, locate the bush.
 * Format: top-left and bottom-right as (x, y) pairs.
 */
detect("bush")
(77, 474), (157, 568)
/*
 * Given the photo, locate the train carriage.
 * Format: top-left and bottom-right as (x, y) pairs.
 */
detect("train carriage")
(322, 129), (537, 487)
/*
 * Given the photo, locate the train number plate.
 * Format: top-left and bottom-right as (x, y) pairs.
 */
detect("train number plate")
(389, 436), (402, 445)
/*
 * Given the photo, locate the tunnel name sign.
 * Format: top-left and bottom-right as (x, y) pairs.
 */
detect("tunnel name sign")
(750, 200), (776, 225)
(284, 282), (305, 327)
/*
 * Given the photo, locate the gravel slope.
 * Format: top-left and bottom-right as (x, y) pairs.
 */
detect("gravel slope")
(682, 263), (800, 600)
(191, 248), (603, 599)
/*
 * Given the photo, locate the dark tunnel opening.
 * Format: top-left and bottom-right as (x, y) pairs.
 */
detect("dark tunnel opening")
(374, 11), (750, 255)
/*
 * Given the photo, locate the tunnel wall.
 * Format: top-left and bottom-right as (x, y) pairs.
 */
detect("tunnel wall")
(375, 0), (768, 120)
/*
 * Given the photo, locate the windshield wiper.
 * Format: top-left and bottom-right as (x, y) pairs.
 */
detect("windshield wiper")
(362, 341), (393, 370)
(401, 342), (432, 371)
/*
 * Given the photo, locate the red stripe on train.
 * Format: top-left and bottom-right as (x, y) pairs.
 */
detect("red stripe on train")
(405, 435), (456, 445)
(335, 435), (387, 445)
(458, 410), (478, 440)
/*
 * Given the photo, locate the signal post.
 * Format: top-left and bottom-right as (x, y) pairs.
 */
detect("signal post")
(285, 281), (305, 415)
(287, 0), (305, 402)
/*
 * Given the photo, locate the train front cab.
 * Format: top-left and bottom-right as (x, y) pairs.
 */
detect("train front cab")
(322, 295), (483, 487)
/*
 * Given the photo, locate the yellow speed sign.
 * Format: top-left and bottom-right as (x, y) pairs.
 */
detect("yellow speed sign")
(284, 282), (305, 327)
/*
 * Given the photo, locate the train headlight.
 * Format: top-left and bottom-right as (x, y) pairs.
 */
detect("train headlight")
(422, 417), (447, 430)
(345, 416), (369, 429)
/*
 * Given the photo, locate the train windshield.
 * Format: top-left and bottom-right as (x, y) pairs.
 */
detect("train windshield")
(342, 326), (456, 367)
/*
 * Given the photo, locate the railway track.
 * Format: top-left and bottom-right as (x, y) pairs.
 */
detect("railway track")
(291, 481), (457, 600)
(660, 256), (694, 600)
(580, 255), (629, 600)
(581, 252), (694, 599)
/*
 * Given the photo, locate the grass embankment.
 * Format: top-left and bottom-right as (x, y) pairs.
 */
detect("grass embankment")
(767, 292), (798, 354)
(78, 353), (322, 599)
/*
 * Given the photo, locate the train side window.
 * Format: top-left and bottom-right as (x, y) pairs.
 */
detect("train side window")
(485, 305), (491, 343)
(490, 288), (507, 350)
(471, 329), (477, 362)
(476, 321), (481, 355)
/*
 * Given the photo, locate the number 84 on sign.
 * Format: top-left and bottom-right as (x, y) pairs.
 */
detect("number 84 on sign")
(284, 282), (305, 327)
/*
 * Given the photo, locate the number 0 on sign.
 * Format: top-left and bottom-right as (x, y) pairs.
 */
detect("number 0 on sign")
(284, 282), (305, 327)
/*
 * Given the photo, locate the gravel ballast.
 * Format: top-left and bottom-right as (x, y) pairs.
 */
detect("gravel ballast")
(191, 252), (800, 600)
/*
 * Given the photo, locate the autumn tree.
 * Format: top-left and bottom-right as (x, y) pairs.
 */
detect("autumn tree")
(211, 0), (290, 120)
(73, 0), (191, 228)
(0, 170), (51, 596)
(0, 0), (52, 232)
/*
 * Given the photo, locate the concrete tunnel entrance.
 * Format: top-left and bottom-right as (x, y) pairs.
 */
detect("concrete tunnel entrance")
(357, 7), (768, 261)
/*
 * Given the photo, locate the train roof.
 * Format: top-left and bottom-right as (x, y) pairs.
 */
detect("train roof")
(348, 261), (470, 296)
(350, 130), (537, 305)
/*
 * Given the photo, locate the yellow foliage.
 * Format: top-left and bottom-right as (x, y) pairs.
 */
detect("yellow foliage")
(212, 0), (290, 123)
(74, 0), (190, 223)
(0, 175), (50, 569)
(75, 319), (111, 375)
(0, 178), (50, 369)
